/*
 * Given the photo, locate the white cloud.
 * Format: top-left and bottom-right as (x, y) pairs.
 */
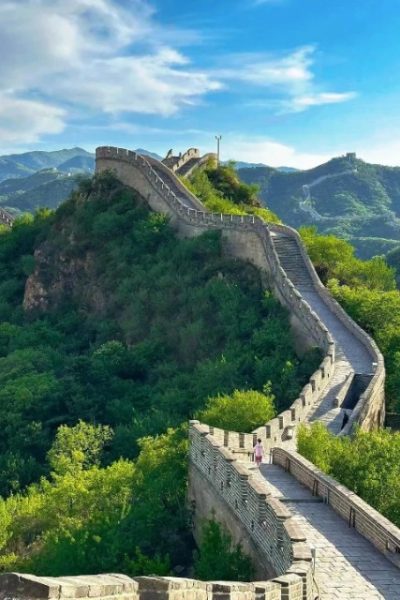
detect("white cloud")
(286, 91), (357, 112)
(354, 140), (400, 167)
(0, 1), (356, 147)
(50, 49), (221, 116)
(222, 136), (333, 169)
(220, 134), (400, 169)
(217, 46), (314, 87)
(0, 0), (220, 145)
(217, 46), (355, 113)
(0, 94), (65, 144)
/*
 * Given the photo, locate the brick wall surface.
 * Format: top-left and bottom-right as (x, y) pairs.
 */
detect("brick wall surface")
(0, 574), (310, 600)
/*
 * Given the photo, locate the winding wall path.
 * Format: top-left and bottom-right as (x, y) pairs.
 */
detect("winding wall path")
(94, 147), (394, 599)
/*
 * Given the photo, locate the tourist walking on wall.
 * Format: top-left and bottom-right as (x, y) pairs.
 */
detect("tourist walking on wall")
(253, 438), (264, 467)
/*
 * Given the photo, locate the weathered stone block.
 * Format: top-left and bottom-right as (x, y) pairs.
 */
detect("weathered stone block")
(272, 574), (303, 600)
(208, 581), (254, 600)
(134, 576), (207, 600)
(253, 581), (280, 600)
(0, 573), (139, 600)
(0, 573), (60, 599)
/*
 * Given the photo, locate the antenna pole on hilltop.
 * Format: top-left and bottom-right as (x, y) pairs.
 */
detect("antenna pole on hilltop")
(215, 135), (222, 166)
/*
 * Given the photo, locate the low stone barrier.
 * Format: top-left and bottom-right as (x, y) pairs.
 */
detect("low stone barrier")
(0, 573), (139, 600)
(0, 573), (307, 600)
(272, 447), (400, 568)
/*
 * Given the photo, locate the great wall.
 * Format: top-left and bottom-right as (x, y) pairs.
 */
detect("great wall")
(2, 147), (400, 600)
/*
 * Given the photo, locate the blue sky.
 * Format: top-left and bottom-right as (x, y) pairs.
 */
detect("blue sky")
(1, 0), (400, 167)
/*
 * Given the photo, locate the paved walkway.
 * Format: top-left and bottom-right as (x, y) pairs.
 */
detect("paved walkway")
(271, 229), (373, 434)
(301, 290), (373, 433)
(253, 463), (400, 599)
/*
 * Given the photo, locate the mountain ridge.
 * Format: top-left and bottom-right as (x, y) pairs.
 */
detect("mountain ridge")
(239, 154), (400, 258)
(2, 147), (400, 259)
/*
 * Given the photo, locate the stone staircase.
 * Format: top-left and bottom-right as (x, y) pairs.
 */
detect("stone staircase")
(270, 232), (314, 290)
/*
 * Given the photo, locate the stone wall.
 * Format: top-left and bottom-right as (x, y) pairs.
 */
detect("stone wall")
(91, 146), (389, 597)
(167, 147), (200, 172)
(176, 153), (218, 178)
(0, 573), (306, 600)
(95, 147), (337, 445)
(269, 223), (385, 431)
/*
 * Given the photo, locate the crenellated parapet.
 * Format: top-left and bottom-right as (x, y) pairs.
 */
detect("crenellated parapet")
(163, 147), (200, 172)
(0, 572), (305, 600)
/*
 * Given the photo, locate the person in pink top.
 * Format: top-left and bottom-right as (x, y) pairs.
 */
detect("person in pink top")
(253, 438), (264, 467)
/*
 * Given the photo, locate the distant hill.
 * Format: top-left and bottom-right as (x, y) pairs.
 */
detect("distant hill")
(0, 169), (85, 212)
(0, 148), (94, 182)
(239, 154), (400, 258)
(0, 147), (167, 214)
(0, 147), (95, 213)
(136, 148), (163, 161)
(5, 147), (400, 261)
(277, 166), (299, 173)
(225, 160), (299, 172)
(58, 155), (95, 173)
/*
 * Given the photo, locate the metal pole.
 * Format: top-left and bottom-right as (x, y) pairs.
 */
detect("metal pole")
(215, 135), (222, 165)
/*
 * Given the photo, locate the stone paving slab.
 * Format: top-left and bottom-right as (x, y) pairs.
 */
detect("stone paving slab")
(256, 464), (400, 599)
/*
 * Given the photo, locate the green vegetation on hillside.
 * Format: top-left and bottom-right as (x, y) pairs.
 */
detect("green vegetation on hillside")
(300, 226), (400, 413)
(239, 156), (400, 258)
(184, 161), (280, 223)
(386, 244), (400, 287)
(298, 424), (400, 527)
(197, 387), (276, 432)
(298, 227), (400, 525)
(300, 226), (396, 290)
(0, 172), (319, 574)
(0, 423), (188, 575)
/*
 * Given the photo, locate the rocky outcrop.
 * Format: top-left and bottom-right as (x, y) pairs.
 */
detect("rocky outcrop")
(23, 244), (106, 314)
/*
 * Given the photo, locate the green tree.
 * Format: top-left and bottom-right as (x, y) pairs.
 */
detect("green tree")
(197, 388), (276, 431)
(300, 225), (395, 290)
(298, 424), (400, 527)
(47, 420), (113, 475)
